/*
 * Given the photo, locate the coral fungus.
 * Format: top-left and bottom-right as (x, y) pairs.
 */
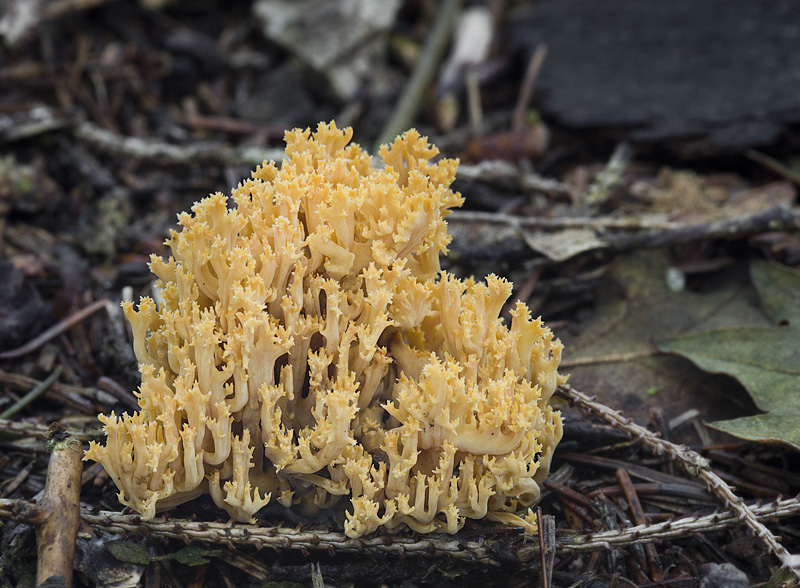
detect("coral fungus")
(86, 122), (564, 537)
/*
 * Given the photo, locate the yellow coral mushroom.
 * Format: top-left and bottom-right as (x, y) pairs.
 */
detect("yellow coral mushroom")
(85, 122), (564, 537)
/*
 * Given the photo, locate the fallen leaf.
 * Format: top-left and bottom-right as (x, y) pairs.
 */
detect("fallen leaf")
(658, 261), (800, 451)
(559, 251), (767, 430)
(107, 539), (221, 566)
(106, 540), (152, 566)
(523, 228), (607, 262)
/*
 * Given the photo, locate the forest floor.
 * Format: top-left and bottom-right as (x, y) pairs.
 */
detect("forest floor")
(2, 1), (800, 587)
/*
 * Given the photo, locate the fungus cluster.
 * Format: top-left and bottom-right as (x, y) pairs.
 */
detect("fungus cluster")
(86, 122), (564, 537)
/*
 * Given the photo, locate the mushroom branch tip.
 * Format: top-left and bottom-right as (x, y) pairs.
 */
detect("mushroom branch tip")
(85, 121), (565, 537)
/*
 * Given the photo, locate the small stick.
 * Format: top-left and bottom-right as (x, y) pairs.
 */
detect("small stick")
(0, 366), (63, 419)
(465, 69), (483, 134)
(448, 209), (680, 230)
(560, 350), (655, 368)
(616, 469), (662, 581)
(2, 462), (34, 495)
(76, 121), (284, 167)
(747, 150), (800, 187)
(0, 369), (103, 414)
(615, 470), (648, 527)
(561, 452), (705, 488)
(536, 507), (552, 588)
(526, 496), (800, 556)
(543, 480), (598, 515)
(0, 418), (78, 439)
(97, 376), (139, 411)
(512, 44), (548, 133)
(0, 299), (111, 360)
(374, 0), (462, 149)
(183, 113), (286, 138)
(585, 482), (711, 502)
(447, 204), (800, 261)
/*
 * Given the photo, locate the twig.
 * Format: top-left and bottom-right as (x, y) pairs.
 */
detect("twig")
(0, 366), (63, 419)
(447, 204), (800, 261)
(542, 497), (800, 554)
(0, 369), (114, 414)
(78, 510), (500, 564)
(374, 0), (462, 149)
(561, 350), (656, 368)
(543, 480), (598, 516)
(512, 44), (548, 133)
(449, 210), (680, 231)
(183, 113), (287, 138)
(556, 384), (800, 578)
(75, 121), (285, 167)
(585, 482), (710, 502)
(616, 469), (662, 581)
(0, 299), (111, 359)
(311, 562), (324, 588)
(0, 108), (73, 141)
(611, 204), (800, 249)
(747, 150), (800, 188)
(0, 418), (102, 440)
(465, 69), (483, 133)
(96, 376), (139, 412)
(1, 497), (797, 563)
(2, 462), (34, 494)
(456, 160), (576, 200)
(561, 453), (706, 489)
(1, 495), (798, 564)
(537, 507), (554, 588)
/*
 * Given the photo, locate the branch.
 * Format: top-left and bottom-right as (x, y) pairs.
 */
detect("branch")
(74, 510), (501, 564)
(2, 495), (797, 565)
(447, 204), (800, 262)
(75, 121), (284, 167)
(521, 496), (800, 557)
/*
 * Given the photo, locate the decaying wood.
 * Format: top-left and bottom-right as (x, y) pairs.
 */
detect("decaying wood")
(9, 427), (83, 587)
